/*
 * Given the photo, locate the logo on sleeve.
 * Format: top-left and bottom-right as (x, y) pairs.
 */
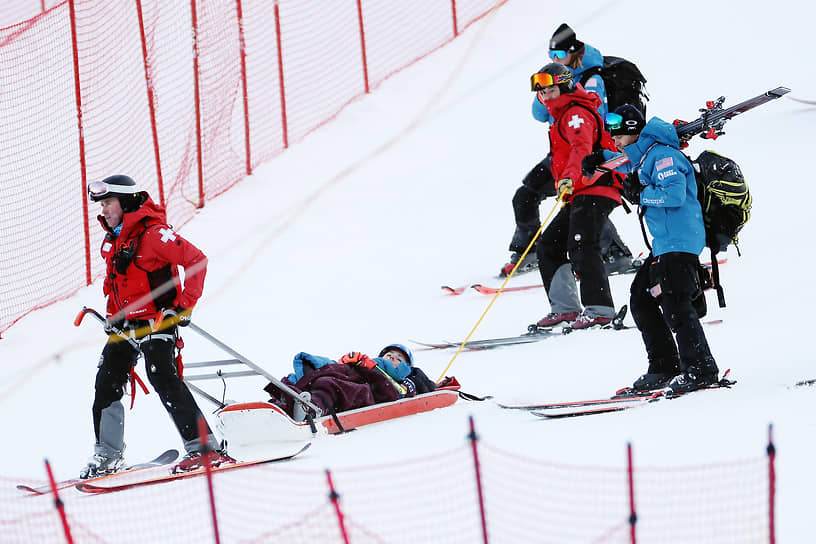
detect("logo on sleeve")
(655, 157), (674, 170)
(567, 114), (586, 130)
(158, 228), (177, 243)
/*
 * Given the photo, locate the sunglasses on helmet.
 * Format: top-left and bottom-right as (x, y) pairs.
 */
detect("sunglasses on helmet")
(548, 49), (568, 60)
(87, 180), (140, 201)
(530, 72), (570, 92)
(605, 112), (624, 131)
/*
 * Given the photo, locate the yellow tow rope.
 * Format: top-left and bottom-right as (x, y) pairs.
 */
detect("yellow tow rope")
(436, 194), (567, 382)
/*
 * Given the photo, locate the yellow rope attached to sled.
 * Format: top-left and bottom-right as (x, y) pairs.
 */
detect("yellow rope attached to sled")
(436, 195), (566, 382)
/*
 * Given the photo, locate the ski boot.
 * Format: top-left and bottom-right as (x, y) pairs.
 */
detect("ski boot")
(80, 452), (125, 479)
(499, 252), (538, 278)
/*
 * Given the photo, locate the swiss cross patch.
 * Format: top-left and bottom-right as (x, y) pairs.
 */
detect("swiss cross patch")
(567, 114), (586, 130)
(158, 227), (177, 243)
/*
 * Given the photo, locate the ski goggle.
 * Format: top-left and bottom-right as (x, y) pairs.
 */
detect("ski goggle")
(530, 72), (570, 91)
(605, 112), (624, 131)
(87, 180), (140, 201)
(548, 49), (568, 60)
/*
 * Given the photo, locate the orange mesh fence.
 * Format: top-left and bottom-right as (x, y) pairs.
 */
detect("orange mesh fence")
(0, 0), (505, 335)
(2, 435), (773, 544)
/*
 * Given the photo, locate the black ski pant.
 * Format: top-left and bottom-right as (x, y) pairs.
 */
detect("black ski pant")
(509, 155), (557, 252)
(92, 324), (211, 450)
(509, 155), (631, 259)
(629, 252), (717, 374)
(536, 194), (617, 309)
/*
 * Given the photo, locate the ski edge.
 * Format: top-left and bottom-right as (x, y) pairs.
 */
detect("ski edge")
(16, 449), (179, 496)
(74, 443), (310, 494)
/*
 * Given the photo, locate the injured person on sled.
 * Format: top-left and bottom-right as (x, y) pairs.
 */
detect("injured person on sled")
(263, 343), (438, 421)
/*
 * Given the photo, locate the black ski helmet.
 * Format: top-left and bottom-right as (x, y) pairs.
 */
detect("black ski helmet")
(608, 104), (645, 136)
(531, 63), (575, 94)
(88, 174), (145, 212)
(550, 23), (584, 54)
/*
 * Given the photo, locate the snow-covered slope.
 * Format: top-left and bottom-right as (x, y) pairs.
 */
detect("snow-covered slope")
(2, 0), (814, 540)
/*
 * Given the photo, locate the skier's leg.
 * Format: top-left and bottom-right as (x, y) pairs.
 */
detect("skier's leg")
(509, 155), (555, 252)
(568, 195), (617, 317)
(650, 253), (717, 375)
(600, 217), (635, 274)
(630, 258), (681, 373)
(536, 205), (580, 314)
(141, 330), (217, 453)
(92, 335), (137, 460)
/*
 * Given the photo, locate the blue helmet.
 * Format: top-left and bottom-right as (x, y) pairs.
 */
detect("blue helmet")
(379, 343), (414, 367)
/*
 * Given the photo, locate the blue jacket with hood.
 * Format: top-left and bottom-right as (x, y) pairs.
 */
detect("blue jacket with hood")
(532, 44), (608, 123)
(623, 117), (705, 257)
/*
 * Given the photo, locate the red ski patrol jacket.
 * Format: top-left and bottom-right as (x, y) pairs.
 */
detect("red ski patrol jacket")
(544, 84), (621, 204)
(98, 196), (207, 322)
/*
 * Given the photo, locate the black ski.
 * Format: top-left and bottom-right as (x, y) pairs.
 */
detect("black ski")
(674, 86), (791, 142)
(587, 86), (790, 183)
(411, 328), (558, 351)
(412, 306), (630, 352)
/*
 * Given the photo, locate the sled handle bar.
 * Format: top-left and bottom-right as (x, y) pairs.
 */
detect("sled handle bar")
(74, 307), (323, 424)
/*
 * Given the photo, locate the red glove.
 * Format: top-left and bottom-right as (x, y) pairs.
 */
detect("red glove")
(339, 352), (363, 364)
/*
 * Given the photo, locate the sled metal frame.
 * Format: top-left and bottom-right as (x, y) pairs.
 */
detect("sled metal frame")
(75, 307), (322, 432)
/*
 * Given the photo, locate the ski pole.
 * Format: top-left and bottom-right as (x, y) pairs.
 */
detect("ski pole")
(436, 194), (566, 382)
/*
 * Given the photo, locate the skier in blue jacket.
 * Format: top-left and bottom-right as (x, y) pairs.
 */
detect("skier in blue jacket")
(621, 117), (719, 393)
(503, 23), (632, 279)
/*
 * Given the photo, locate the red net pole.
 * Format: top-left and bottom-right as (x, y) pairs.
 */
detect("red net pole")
(767, 424), (776, 544)
(198, 417), (221, 544)
(355, 0), (370, 94)
(468, 415), (489, 544)
(135, 0), (166, 207)
(235, 0), (252, 175)
(326, 469), (350, 544)
(44, 459), (74, 544)
(627, 442), (637, 544)
(451, 0), (459, 37)
(190, 0), (205, 208)
(67, 0), (92, 286)
(273, 0), (288, 149)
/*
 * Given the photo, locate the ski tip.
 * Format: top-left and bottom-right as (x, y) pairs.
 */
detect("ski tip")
(16, 484), (45, 495)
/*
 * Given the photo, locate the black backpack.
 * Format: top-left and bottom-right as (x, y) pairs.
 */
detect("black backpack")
(580, 56), (648, 115)
(692, 150), (752, 307)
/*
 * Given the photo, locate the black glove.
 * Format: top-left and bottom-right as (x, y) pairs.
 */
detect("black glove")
(581, 149), (606, 177)
(622, 172), (642, 205)
(104, 318), (124, 335)
(402, 378), (417, 398)
(161, 306), (192, 327)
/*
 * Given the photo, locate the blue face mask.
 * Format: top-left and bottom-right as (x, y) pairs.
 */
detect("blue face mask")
(376, 358), (412, 382)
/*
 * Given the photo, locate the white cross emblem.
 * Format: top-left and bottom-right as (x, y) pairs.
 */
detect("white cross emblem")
(159, 228), (177, 243)
(568, 115), (585, 129)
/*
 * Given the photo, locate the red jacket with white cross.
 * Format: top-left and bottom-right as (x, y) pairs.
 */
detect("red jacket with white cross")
(99, 196), (207, 321)
(544, 84), (622, 204)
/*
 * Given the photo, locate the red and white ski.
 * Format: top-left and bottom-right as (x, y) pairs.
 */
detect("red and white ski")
(530, 372), (736, 419)
(17, 449), (179, 495)
(75, 443), (310, 494)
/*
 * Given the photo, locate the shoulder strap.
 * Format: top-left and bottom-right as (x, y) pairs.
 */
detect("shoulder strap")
(579, 66), (602, 86)
(709, 248), (726, 308)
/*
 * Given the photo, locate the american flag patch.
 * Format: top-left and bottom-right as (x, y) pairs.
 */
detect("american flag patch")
(655, 157), (674, 170)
